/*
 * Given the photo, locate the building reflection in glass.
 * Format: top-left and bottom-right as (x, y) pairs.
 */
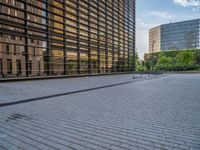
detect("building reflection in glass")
(0, 0), (135, 78)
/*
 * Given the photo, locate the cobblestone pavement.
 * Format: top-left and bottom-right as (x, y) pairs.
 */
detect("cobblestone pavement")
(0, 74), (200, 150)
(0, 74), (134, 104)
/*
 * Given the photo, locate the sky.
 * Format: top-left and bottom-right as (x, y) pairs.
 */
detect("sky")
(136, 0), (200, 59)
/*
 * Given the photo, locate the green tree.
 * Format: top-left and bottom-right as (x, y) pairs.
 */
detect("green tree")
(157, 56), (173, 65)
(155, 55), (173, 70)
(135, 53), (146, 71)
(144, 49), (200, 71)
(176, 51), (195, 65)
(194, 50), (200, 65)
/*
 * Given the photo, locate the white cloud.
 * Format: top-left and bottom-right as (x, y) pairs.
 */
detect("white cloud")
(173, 0), (200, 7)
(150, 11), (175, 19)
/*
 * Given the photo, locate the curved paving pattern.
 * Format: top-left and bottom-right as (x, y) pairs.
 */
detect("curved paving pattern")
(0, 74), (200, 150)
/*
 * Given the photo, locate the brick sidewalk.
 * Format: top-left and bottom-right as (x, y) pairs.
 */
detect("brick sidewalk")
(0, 74), (134, 104)
(0, 74), (200, 149)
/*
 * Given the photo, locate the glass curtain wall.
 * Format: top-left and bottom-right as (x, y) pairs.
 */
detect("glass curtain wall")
(0, 0), (135, 78)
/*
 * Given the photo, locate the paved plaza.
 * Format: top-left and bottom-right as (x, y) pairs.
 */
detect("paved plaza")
(0, 74), (200, 150)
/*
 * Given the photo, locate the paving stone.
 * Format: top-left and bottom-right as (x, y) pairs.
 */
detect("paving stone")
(0, 74), (200, 150)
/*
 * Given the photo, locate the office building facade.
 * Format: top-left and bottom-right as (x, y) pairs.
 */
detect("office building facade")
(149, 19), (200, 53)
(149, 26), (160, 53)
(0, 0), (135, 78)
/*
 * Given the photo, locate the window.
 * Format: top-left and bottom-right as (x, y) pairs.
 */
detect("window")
(0, 59), (2, 76)
(11, 35), (15, 40)
(33, 47), (36, 56)
(12, 0), (16, 6)
(29, 61), (32, 74)
(0, 24), (2, 37)
(14, 45), (17, 55)
(17, 60), (22, 75)
(7, 59), (12, 74)
(37, 61), (40, 75)
(6, 44), (9, 54)
(21, 46), (25, 56)
(0, 6), (2, 16)
(8, 8), (11, 14)
(14, 10), (18, 16)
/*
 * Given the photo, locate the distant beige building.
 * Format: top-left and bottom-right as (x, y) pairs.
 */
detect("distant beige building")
(149, 26), (161, 53)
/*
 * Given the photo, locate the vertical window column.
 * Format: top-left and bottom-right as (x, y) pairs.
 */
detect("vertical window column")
(77, 0), (81, 74)
(46, 1), (51, 76)
(111, 1), (115, 72)
(24, 1), (29, 77)
(132, 0), (136, 72)
(127, 2), (130, 72)
(105, 0), (108, 73)
(97, 0), (101, 73)
(0, 59), (3, 77)
(88, 0), (92, 75)
(122, 1), (126, 71)
(117, 0), (121, 72)
(63, 0), (67, 75)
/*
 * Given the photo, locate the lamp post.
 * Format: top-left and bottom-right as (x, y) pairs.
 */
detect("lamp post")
(151, 41), (155, 70)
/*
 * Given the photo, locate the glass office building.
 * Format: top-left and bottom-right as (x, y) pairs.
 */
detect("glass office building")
(0, 0), (135, 78)
(149, 19), (200, 52)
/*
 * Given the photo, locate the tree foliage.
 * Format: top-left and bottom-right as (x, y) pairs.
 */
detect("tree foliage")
(144, 49), (200, 71)
(135, 53), (146, 71)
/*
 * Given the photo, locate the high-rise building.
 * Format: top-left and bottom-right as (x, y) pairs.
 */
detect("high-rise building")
(0, 0), (135, 79)
(149, 19), (200, 53)
(149, 26), (161, 53)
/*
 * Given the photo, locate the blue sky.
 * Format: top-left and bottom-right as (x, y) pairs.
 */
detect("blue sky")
(136, 0), (200, 59)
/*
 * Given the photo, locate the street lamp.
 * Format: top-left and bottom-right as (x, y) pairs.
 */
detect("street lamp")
(151, 40), (155, 71)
